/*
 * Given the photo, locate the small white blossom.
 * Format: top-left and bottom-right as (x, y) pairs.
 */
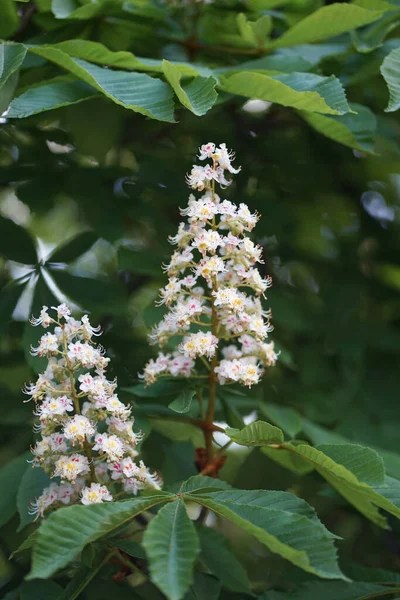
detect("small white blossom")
(53, 303), (71, 320)
(81, 483), (113, 505)
(180, 331), (218, 359)
(31, 332), (59, 357)
(93, 433), (125, 461)
(30, 306), (53, 328)
(54, 454), (90, 482)
(63, 415), (95, 443)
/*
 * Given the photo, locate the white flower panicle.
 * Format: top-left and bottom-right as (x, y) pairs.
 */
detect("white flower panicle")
(25, 305), (161, 519)
(140, 142), (279, 389)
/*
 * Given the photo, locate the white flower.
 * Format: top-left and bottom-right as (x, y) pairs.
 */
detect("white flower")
(63, 415), (95, 442)
(186, 165), (208, 191)
(29, 483), (60, 519)
(244, 269), (272, 294)
(215, 358), (262, 387)
(81, 483), (113, 505)
(180, 331), (218, 359)
(260, 341), (280, 366)
(67, 342), (104, 368)
(107, 417), (142, 446)
(121, 456), (139, 478)
(237, 203), (259, 231)
(52, 303), (71, 320)
(222, 344), (243, 360)
(30, 306), (53, 328)
(158, 277), (182, 305)
(34, 395), (74, 419)
(93, 433), (125, 461)
(105, 395), (131, 419)
(192, 230), (223, 255)
(198, 142), (215, 160)
(168, 353), (195, 377)
(139, 352), (170, 384)
(31, 332), (59, 356)
(54, 454), (90, 482)
(239, 238), (264, 264)
(181, 197), (218, 222)
(81, 315), (102, 340)
(214, 143), (241, 174)
(213, 287), (246, 313)
(196, 256), (226, 280)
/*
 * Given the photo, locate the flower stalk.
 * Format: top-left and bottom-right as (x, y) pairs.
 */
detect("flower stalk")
(141, 142), (279, 470)
(25, 305), (161, 519)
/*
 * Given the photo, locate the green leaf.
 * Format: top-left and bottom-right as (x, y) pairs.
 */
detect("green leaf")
(7, 80), (99, 119)
(47, 231), (98, 263)
(187, 489), (345, 580)
(0, 279), (28, 334)
(51, 0), (79, 18)
(197, 525), (251, 593)
(10, 530), (39, 558)
(260, 403), (303, 438)
(17, 467), (51, 531)
(50, 39), (212, 77)
(381, 46), (400, 111)
(162, 61), (217, 116)
(0, 216), (37, 264)
(259, 581), (395, 599)
(270, 4), (383, 48)
(118, 247), (165, 275)
(221, 72), (351, 115)
(27, 47), (176, 122)
(142, 498), (201, 600)
(0, 0), (19, 38)
(168, 389), (196, 414)
(300, 103), (377, 152)
(27, 493), (171, 579)
(226, 420), (284, 445)
(57, 550), (116, 600)
(227, 422), (400, 528)
(179, 475), (232, 494)
(109, 539), (146, 559)
(184, 572), (220, 600)
(236, 13), (272, 47)
(0, 453), (30, 528)
(20, 580), (63, 600)
(219, 393), (245, 429)
(49, 269), (126, 314)
(0, 43), (27, 89)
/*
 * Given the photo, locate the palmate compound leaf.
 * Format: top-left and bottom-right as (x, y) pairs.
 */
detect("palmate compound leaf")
(142, 497), (201, 600)
(185, 489), (346, 581)
(268, 3), (383, 48)
(381, 46), (400, 111)
(27, 492), (172, 580)
(227, 421), (400, 528)
(220, 72), (351, 115)
(17, 46), (176, 122)
(162, 60), (218, 116)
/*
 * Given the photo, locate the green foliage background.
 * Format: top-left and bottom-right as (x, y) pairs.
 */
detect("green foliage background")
(1, 0), (400, 598)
